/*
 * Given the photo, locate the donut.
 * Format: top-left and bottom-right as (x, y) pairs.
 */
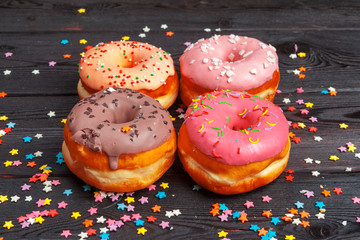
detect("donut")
(178, 90), (290, 195)
(62, 87), (176, 192)
(179, 34), (280, 106)
(78, 40), (179, 109)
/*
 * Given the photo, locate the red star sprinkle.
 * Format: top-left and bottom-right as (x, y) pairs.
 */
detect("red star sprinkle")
(85, 46), (93, 51)
(308, 126), (318, 132)
(166, 31), (174, 37)
(291, 123), (299, 129)
(285, 175), (294, 182)
(333, 187), (343, 195)
(147, 216), (157, 223)
(292, 137), (301, 144)
(86, 228), (96, 236)
(288, 106), (296, 112)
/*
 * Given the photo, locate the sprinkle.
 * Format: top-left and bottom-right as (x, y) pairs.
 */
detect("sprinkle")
(248, 137), (259, 144)
(218, 101), (232, 106)
(212, 149), (222, 158)
(198, 124), (204, 132)
(77, 8), (86, 13)
(238, 109), (247, 116)
(266, 121), (276, 126)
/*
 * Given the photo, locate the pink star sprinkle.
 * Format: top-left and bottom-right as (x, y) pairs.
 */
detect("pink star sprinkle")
(126, 204), (135, 212)
(244, 201), (254, 209)
(5, 52), (13, 58)
(184, 42), (192, 46)
(296, 87), (304, 93)
(309, 116), (318, 122)
(338, 146), (347, 152)
(21, 183), (31, 191)
(223, 209), (232, 216)
(12, 160), (22, 166)
(61, 230), (72, 238)
(296, 99), (304, 105)
(346, 142), (354, 146)
(21, 221), (30, 228)
(218, 213), (229, 222)
(276, 89), (282, 94)
(138, 196), (149, 204)
(356, 217), (360, 223)
(88, 207), (97, 215)
(94, 194), (104, 202)
(48, 61), (57, 67)
(262, 195), (272, 203)
(51, 180), (61, 186)
(126, 191), (135, 196)
(110, 194), (119, 202)
(300, 109), (309, 115)
(159, 221), (170, 229)
(352, 197), (360, 204)
(304, 190), (314, 198)
(106, 218), (116, 226)
(36, 199), (45, 207)
(120, 214), (131, 222)
(147, 184), (156, 191)
(132, 213), (142, 220)
(58, 201), (68, 209)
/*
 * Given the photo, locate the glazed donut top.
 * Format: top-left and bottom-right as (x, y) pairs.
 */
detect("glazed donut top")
(180, 34), (278, 90)
(67, 87), (173, 170)
(79, 41), (175, 91)
(184, 90), (289, 166)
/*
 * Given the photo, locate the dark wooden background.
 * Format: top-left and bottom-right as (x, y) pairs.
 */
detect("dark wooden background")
(1, 1), (360, 239)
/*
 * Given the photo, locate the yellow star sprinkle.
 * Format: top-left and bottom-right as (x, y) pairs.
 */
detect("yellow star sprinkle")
(79, 39), (87, 44)
(297, 52), (306, 58)
(61, 119), (67, 124)
(3, 160), (13, 167)
(80, 52), (85, 57)
(348, 144), (357, 152)
(43, 169), (52, 174)
(137, 227), (147, 235)
(77, 8), (86, 13)
(43, 198), (52, 206)
(0, 195), (9, 203)
(39, 164), (48, 170)
(3, 221), (14, 229)
(160, 182), (169, 189)
(122, 36), (130, 41)
(285, 235), (296, 240)
(124, 196), (135, 204)
(35, 216), (45, 224)
(304, 102), (314, 108)
(297, 122), (306, 129)
(9, 149), (18, 155)
(218, 230), (228, 238)
(339, 123), (348, 129)
(71, 212), (81, 219)
(329, 155), (339, 161)
(0, 115), (8, 121)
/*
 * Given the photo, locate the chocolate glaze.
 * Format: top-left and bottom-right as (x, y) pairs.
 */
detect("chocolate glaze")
(67, 88), (173, 170)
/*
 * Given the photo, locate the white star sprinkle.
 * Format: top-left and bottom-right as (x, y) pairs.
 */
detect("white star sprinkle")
(172, 209), (182, 216)
(99, 227), (109, 233)
(3, 69), (11, 75)
(282, 98), (291, 104)
(47, 111), (56, 117)
(11, 195), (20, 202)
(289, 53), (297, 59)
(96, 216), (106, 224)
(312, 171), (320, 177)
(328, 86), (336, 92)
(138, 33), (146, 38)
(34, 133), (43, 139)
(354, 153), (360, 158)
(34, 151), (43, 157)
(32, 70), (40, 75)
(165, 211), (175, 218)
(78, 232), (88, 239)
(142, 26), (150, 32)
(345, 167), (352, 172)
(25, 195), (32, 202)
(314, 136), (323, 142)
(160, 24), (168, 29)
(293, 69), (301, 75)
(315, 212), (325, 219)
(292, 218), (301, 225)
(304, 157), (313, 164)
(204, 28), (211, 32)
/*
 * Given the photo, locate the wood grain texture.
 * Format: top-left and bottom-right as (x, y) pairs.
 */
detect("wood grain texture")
(1, 1), (360, 239)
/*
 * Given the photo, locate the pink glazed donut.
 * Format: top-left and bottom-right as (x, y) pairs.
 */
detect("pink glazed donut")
(179, 35), (280, 106)
(178, 90), (290, 194)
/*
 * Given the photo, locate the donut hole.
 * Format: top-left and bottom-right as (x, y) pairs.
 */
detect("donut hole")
(228, 110), (262, 132)
(226, 51), (244, 62)
(117, 57), (138, 68)
(111, 105), (140, 124)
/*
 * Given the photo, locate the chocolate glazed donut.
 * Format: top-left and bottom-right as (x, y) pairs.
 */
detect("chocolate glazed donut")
(62, 87), (176, 192)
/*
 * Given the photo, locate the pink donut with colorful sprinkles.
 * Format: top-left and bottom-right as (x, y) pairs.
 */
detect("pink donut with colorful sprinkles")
(178, 90), (291, 194)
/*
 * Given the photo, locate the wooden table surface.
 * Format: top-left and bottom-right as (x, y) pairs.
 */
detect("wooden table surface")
(1, 1), (360, 239)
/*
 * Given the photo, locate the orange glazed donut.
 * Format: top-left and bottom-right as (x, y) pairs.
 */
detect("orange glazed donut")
(62, 87), (176, 192)
(78, 40), (179, 109)
(178, 90), (290, 195)
(179, 35), (280, 106)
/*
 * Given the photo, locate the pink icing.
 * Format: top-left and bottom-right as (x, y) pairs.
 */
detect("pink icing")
(184, 90), (289, 166)
(79, 41), (175, 91)
(180, 35), (278, 90)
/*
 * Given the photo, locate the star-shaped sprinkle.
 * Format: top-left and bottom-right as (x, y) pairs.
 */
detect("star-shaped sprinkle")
(314, 136), (323, 142)
(271, 217), (281, 225)
(262, 195), (272, 203)
(329, 155), (339, 161)
(348, 144), (357, 152)
(9, 149), (18, 155)
(142, 26), (150, 32)
(352, 197), (360, 204)
(156, 191), (166, 199)
(244, 201), (254, 208)
(312, 171), (320, 177)
(5, 52), (13, 57)
(138, 196), (148, 204)
(294, 201), (304, 208)
(71, 212), (81, 219)
(218, 230), (228, 238)
(77, 8), (86, 13)
(339, 123), (348, 129)
(32, 69), (40, 75)
(47, 111), (56, 117)
(315, 201), (326, 209)
(160, 24), (168, 29)
(3, 70), (11, 75)
(88, 207), (97, 215)
(160, 182), (169, 189)
(60, 39), (69, 45)
(60, 230), (72, 238)
(137, 227), (147, 235)
(333, 187), (343, 195)
(304, 190), (314, 198)
(138, 33), (146, 38)
(283, 98), (291, 104)
(122, 36), (130, 40)
(79, 39), (87, 44)
(63, 189), (72, 196)
(23, 136), (32, 143)
(48, 61), (56, 66)
(166, 31), (174, 37)
(297, 52), (306, 57)
(3, 221), (14, 229)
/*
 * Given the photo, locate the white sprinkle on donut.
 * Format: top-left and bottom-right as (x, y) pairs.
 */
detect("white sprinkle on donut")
(250, 68), (257, 75)
(243, 51), (253, 58)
